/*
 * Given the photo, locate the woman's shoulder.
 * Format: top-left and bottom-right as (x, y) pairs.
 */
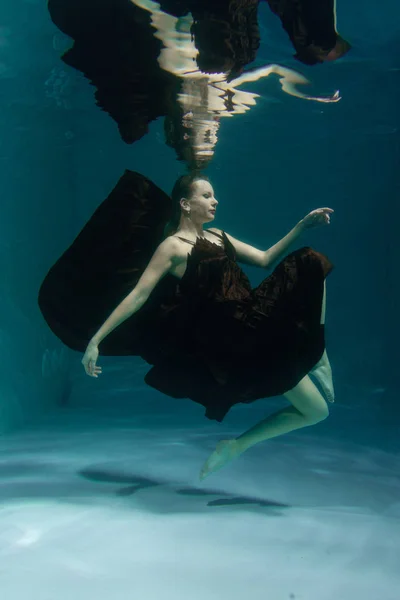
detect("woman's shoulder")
(158, 235), (189, 263)
(207, 227), (223, 234)
(159, 235), (185, 252)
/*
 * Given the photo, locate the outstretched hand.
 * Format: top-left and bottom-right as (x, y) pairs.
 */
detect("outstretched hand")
(82, 342), (102, 378)
(301, 208), (333, 230)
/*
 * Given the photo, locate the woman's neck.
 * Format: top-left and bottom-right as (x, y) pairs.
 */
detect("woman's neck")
(176, 216), (205, 238)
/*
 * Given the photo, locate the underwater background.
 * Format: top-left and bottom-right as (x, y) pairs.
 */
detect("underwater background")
(0, 1), (399, 599)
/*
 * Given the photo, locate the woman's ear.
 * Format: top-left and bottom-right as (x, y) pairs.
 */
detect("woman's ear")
(180, 197), (190, 212)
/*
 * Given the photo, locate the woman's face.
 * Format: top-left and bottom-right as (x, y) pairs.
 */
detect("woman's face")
(184, 179), (218, 223)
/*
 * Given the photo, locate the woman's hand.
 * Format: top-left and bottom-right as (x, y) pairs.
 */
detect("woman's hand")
(300, 208), (334, 230)
(81, 341), (102, 378)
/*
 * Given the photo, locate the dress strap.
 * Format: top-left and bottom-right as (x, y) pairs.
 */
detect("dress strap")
(207, 229), (224, 240)
(175, 236), (195, 246)
(173, 230), (224, 246)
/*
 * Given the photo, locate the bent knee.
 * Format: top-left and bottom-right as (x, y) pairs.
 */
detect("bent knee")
(306, 403), (330, 425)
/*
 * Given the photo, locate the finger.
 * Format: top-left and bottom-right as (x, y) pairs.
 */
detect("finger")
(314, 208), (333, 214)
(84, 363), (94, 377)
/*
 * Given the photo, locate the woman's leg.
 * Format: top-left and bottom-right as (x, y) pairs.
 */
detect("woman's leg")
(321, 279), (327, 325)
(199, 375), (329, 480)
(309, 281), (335, 402)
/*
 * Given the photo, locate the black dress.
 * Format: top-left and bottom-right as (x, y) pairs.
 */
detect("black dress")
(39, 170), (333, 422)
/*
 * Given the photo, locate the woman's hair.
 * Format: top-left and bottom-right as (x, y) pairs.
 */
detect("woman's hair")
(164, 173), (209, 237)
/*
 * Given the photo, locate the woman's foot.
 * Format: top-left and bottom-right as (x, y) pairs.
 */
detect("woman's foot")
(199, 439), (242, 481)
(310, 350), (335, 403)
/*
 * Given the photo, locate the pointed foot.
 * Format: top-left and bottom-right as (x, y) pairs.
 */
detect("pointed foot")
(199, 439), (241, 481)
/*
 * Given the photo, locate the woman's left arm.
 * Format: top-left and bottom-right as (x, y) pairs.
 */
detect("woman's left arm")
(215, 207), (333, 269)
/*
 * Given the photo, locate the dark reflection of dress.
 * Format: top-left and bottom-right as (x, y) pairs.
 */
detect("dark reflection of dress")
(48, 0), (348, 146)
(265, 0), (349, 65)
(39, 171), (333, 421)
(47, 0), (261, 144)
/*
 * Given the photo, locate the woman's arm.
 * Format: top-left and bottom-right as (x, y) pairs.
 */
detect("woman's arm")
(211, 207), (333, 270)
(82, 236), (180, 376)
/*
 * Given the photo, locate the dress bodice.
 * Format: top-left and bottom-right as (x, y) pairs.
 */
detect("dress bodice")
(172, 230), (252, 304)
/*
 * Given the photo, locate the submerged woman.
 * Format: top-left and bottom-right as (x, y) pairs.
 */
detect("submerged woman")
(79, 172), (334, 480)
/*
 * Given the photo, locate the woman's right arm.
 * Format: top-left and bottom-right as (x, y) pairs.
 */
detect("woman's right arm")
(82, 237), (180, 377)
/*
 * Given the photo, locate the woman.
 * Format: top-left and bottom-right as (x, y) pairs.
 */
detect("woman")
(80, 172), (334, 480)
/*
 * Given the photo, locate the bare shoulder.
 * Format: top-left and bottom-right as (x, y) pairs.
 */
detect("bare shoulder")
(159, 235), (181, 251)
(158, 235), (187, 262)
(206, 227), (225, 240)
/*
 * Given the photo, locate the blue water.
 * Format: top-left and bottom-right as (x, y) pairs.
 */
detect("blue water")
(0, 2), (399, 599)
